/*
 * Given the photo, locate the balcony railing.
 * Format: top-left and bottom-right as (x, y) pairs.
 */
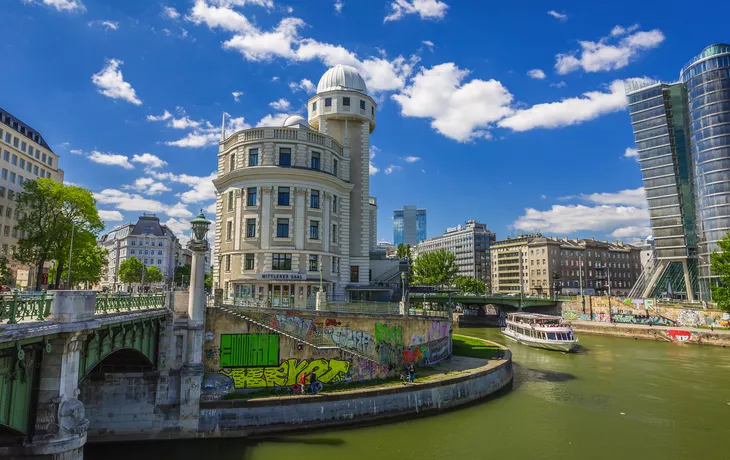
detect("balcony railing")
(229, 127), (344, 156)
(95, 293), (166, 314)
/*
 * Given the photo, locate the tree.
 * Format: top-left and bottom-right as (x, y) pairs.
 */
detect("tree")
(0, 255), (14, 286)
(396, 243), (412, 260)
(454, 275), (486, 294)
(205, 272), (213, 291)
(119, 257), (145, 286)
(174, 264), (191, 286)
(145, 265), (163, 284)
(411, 249), (458, 288)
(710, 232), (730, 311)
(16, 179), (103, 290)
(49, 234), (108, 288)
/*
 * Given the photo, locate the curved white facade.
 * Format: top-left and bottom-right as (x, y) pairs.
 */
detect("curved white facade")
(213, 66), (376, 305)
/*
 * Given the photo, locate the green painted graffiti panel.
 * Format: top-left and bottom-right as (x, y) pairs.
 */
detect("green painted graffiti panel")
(220, 334), (279, 367)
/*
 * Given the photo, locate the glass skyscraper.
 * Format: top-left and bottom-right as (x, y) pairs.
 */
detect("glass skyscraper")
(393, 206), (427, 245)
(627, 44), (730, 300)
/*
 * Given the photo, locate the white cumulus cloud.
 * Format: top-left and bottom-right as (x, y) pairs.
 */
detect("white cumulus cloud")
(87, 151), (134, 169)
(404, 156), (421, 163)
(232, 90), (244, 102)
(91, 59), (142, 105)
(289, 78), (316, 94)
(498, 78), (652, 132)
(131, 153), (167, 169)
(162, 6), (180, 19)
(555, 26), (665, 75)
(392, 63), (513, 142)
(624, 147), (639, 158)
(88, 20), (119, 30)
(547, 10), (567, 21)
(384, 0), (449, 22)
(98, 210), (124, 222)
(384, 165), (402, 175)
(269, 98), (291, 111)
(527, 69), (546, 80)
(27, 0), (85, 12)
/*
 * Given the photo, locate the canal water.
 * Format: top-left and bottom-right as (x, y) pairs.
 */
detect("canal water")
(87, 327), (730, 460)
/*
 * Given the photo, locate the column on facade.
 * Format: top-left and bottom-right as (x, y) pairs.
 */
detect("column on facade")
(234, 188), (242, 251)
(295, 187), (306, 249)
(682, 259), (695, 302)
(261, 186), (272, 250)
(323, 191), (331, 253)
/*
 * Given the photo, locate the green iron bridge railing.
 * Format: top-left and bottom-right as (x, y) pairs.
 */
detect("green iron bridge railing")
(0, 292), (167, 325)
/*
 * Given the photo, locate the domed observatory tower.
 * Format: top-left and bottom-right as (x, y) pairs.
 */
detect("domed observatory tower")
(213, 65), (375, 304)
(309, 65), (377, 295)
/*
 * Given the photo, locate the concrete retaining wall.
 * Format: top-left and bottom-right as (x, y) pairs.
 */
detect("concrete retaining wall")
(570, 322), (730, 346)
(198, 351), (512, 437)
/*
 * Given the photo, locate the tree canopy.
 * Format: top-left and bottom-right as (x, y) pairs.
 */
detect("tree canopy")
(119, 257), (145, 285)
(710, 232), (730, 311)
(0, 255), (13, 286)
(411, 249), (458, 288)
(454, 276), (486, 294)
(174, 264), (191, 285)
(145, 265), (163, 284)
(50, 232), (108, 288)
(16, 179), (104, 290)
(396, 243), (412, 260)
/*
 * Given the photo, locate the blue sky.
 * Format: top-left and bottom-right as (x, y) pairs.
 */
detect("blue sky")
(1, 0), (723, 245)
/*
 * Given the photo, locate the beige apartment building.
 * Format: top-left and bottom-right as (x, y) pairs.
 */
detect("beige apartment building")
(213, 65), (377, 305)
(492, 235), (642, 297)
(0, 107), (63, 287)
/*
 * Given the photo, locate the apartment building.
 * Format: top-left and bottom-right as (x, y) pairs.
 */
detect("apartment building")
(0, 107), (63, 287)
(414, 220), (495, 286)
(492, 235), (642, 297)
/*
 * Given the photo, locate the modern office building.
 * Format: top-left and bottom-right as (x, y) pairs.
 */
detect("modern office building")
(213, 64), (377, 304)
(393, 205), (426, 245)
(0, 107), (64, 287)
(414, 220), (496, 287)
(626, 43), (730, 300)
(491, 234), (641, 297)
(98, 213), (178, 290)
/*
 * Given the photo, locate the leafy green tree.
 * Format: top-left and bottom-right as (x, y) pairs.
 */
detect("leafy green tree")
(145, 265), (163, 284)
(710, 232), (730, 311)
(119, 257), (145, 286)
(205, 272), (213, 291)
(174, 264), (191, 286)
(0, 255), (14, 286)
(454, 275), (486, 294)
(16, 179), (103, 290)
(412, 249), (458, 288)
(49, 233), (108, 288)
(396, 243), (412, 260)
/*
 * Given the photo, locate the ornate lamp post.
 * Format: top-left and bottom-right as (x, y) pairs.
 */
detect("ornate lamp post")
(185, 210), (210, 370)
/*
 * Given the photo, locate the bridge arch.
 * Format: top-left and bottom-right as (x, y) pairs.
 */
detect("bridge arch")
(79, 349), (155, 382)
(78, 320), (161, 382)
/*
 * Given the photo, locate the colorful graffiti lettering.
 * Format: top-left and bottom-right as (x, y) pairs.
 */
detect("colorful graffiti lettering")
(429, 337), (450, 364)
(410, 334), (426, 346)
(220, 358), (350, 389)
(378, 344), (401, 367)
(402, 347), (424, 364)
(428, 321), (449, 341)
(324, 318), (341, 327)
(611, 314), (675, 326)
(324, 326), (376, 357)
(676, 309), (703, 327)
(666, 330), (693, 342)
(375, 323), (403, 347)
(273, 315), (313, 339)
(562, 310), (578, 321)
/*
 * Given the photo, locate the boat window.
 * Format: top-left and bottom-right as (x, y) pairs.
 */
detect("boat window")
(548, 333), (556, 340)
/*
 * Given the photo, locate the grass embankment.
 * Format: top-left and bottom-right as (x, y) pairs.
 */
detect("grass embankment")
(451, 334), (503, 360)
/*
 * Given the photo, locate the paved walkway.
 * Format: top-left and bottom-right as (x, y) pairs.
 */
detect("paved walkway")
(568, 320), (730, 335)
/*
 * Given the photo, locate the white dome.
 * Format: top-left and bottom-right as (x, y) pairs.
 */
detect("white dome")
(282, 115), (309, 128)
(317, 64), (368, 94)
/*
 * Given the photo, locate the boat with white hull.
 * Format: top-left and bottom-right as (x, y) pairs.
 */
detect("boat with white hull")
(502, 312), (578, 352)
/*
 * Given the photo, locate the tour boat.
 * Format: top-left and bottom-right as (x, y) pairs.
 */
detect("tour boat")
(502, 312), (578, 352)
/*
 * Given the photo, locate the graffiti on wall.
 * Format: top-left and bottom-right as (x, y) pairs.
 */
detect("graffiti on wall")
(273, 314), (314, 339)
(666, 329), (693, 342)
(220, 358), (350, 389)
(429, 337), (450, 364)
(220, 333), (279, 367)
(324, 326), (376, 357)
(611, 314), (675, 326)
(375, 323), (403, 347)
(428, 321), (449, 341)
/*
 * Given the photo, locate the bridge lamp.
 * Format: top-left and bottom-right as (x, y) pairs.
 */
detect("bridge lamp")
(190, 210), (211, 243)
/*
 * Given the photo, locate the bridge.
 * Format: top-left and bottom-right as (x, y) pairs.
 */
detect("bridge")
(0, 290), (169, 459)
(415, 293), (565, 309)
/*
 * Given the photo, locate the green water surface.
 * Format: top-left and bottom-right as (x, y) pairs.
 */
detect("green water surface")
(86, 327), (730, 460)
